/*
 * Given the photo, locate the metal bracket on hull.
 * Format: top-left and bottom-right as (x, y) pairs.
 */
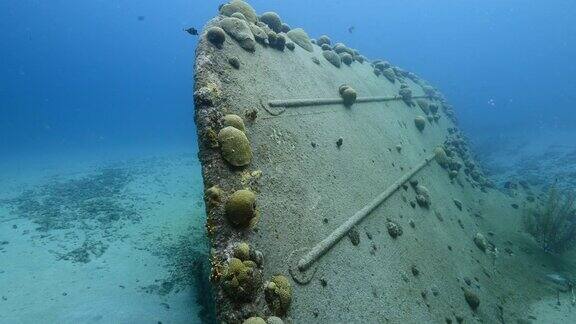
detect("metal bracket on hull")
(288, 247), (318, 285)
(267, 95), (430, 112)
(289, 152), (436, 284)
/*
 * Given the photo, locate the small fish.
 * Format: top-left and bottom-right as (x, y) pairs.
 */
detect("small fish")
(137, 15), (145, 21)
(184, 27), (198, 36)
(348, 26), (355, 34)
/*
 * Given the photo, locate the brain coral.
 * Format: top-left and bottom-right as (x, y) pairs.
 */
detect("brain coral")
(286, 28), (313, 52)
(260, 12), (283, 32)
(322, 50), (341, 68)
(225, 189), (257, 227)
(219, 0), (258, 23)
(220, 17), (256, 52)
(217, 126), (252, 166)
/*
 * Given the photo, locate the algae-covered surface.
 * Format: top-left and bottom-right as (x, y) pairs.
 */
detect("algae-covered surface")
(0, 151), (214, 323)
(193, 2), (576, 323)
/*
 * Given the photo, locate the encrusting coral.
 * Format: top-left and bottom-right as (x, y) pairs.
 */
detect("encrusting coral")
(373, 61), (389, 71)
(225, 189), (257, 227)
(387, 220), (403, 238)
(233, 242), (250, 260)
(220, 17), (256, 52)
(340, 53), (353, 66)
(205, 185), (224, 206)
(260, 12), (283, 32)
(261, 24), (286, 51)
(266, 316), (285, 324)
(243, 317), (266, 324)
(333, 43), (354, 56)
(287, 28), (313, 52)
(414, 116), (426, 132)
(415, 185), (431, 208)
(249, 24), (268, 44)
(317, 35), (331, 46)
(382, 68), (396, 82)
(219, 0), (258, 23)
(322, 50), (341, 68)
(422, 85), (437, 97)
(473, 232), (488, 252)
(206, 26), (226, 48)
(231, 12), (247, 21)
(222, 114), (246, 132)
(339, 84), (357, 106)
(464, 289), (480, 310)
(417, 99), (430, 115)
(228, 57), (241, 69)
(218, 126), (252, 166)
(434, 147), (450, 168)
(399, 85), (414, 106)
(221, 257), (262, 302)
(265, 275), (292, 316)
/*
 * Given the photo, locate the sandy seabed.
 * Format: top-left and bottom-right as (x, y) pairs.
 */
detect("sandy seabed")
(0, 147), (214, 323)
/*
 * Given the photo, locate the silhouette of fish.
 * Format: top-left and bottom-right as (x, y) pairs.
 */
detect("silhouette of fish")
(185, 27), (199, 36)
(348, 26), (355, 34)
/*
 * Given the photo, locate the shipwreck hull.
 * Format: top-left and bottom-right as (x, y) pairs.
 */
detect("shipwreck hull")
(193, 4), (510, 323)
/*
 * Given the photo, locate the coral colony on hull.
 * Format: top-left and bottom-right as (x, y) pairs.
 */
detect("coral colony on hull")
(193, 1), (574, 323)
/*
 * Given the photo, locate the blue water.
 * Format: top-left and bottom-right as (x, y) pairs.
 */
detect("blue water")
(2, 0), (575, 157)
(2, 0), (576, 322)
